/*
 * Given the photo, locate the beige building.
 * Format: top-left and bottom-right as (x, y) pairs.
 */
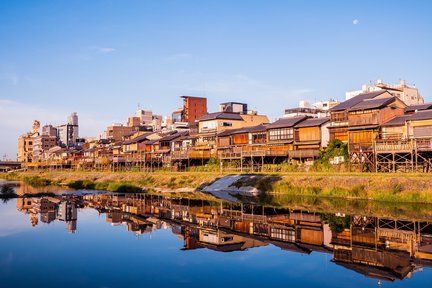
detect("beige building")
(346, 79), (424, 106)
(17, 120), (41, 163)
(106, 124), (135, 141)
(198, 112), (269, 135)
(32, 135), (58, 161)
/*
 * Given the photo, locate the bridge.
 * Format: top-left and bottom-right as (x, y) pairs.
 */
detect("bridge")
(0, 161), (22, 172)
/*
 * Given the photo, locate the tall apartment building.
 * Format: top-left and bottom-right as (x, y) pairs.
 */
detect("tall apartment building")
(176, 96), (207, 123)
(32, 135), (58, 161)
(57, 112), (79, 148)
(346, 79), (424, 106)
(17, 120), (40, 162)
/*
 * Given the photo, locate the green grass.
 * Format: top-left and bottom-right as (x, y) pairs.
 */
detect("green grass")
(22, 176), (52, 187)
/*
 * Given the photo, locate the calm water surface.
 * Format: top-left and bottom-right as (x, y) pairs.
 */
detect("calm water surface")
(1, 183), (432, 287)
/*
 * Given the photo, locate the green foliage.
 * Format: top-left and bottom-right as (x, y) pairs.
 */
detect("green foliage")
(106, 182), (142, 193)
(350, 184), (367, 198)
(94, 182), (109, 190)
(314, 139), (348, 171)
(67, 180), (96, 189)
(23, 176), (52, 187)
(321, 213), (350, 233)
(392, 183), (402, 194)
(1, 184), (16, 198)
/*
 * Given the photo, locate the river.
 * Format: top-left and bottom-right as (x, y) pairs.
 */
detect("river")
(1, 181), (432, 287)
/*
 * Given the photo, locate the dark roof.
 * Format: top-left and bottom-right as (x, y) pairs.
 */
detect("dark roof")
(381, 115), (412, 127)
(180, 95), (206, 100)
(348, 97), (395, 112)
(198, 112), (243, 121)
(159, 131), (188, 142)
(407, 110), (432, 121)
(123, 133), (152, 145)
(405, 103), (432, 113)
(267, 116), (308, 129)
(330, 90), (389, 112)
(217, 124), (267, 137)
(295, 117), (330, 128)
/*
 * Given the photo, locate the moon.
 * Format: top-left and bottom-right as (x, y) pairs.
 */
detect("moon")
(353, 19), (359, 25)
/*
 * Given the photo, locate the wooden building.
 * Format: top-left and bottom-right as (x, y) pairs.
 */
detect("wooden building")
(329, 91), (392, 142)
(292, 117), (330, 159)
(347, 96), (406, 171)
(375, 110), (432, 172)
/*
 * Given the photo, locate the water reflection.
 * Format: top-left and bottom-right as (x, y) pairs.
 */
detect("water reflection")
(9, 192), (432, 283)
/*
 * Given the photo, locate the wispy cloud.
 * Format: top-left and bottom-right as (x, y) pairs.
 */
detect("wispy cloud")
(88, 46), (116, 54)
(164, 53), (192, 62)
(99, 47), (116, 53)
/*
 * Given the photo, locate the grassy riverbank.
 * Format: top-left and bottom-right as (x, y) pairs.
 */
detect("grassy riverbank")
(3, 170), (432, 203)
(1, 171), (219, 193)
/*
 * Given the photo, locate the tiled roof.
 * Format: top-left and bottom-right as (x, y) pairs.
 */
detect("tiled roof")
(295, 117), (330, 128)
(407, 110), (432, 121)
(405, 103), (432, 113)
(381, 115), (412, 127)
(217, 124), (267, 137)
(123, 133), (153, 145)
(348, 97), (395, 112)
(267, 116), (308, 129)
(330, 90), (388, 111)
(198, 112), (243, 121)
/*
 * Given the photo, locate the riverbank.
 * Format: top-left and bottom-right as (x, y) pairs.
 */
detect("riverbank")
(3, 170), (432, 203)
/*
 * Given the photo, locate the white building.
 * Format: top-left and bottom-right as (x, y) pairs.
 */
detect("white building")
(346, 79), (424, 106)
(283, 100), (339, 118)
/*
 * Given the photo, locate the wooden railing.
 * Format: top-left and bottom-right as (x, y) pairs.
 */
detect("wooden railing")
(374, 138), (432, 152)
(375, 139), (413, 152)
(416, 138), (432, 151)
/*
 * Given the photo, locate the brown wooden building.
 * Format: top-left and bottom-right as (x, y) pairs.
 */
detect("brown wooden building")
(347, 96), (406, 170)
(329, 90), (392, 142)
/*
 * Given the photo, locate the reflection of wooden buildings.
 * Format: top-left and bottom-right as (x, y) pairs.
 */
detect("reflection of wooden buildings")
(331, 215), (432, 281)
(21, 192), (432, 283)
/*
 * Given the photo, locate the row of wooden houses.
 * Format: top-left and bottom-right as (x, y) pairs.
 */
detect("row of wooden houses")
(26, 90), (432, 172)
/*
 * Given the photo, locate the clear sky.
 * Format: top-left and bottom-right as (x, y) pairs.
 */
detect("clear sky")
(1, 0), (431, 159)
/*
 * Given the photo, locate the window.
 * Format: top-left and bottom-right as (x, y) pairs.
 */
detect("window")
(269, 128), (293, 141)
(253, 133), (267, 144)
(220, 122), (232, 127)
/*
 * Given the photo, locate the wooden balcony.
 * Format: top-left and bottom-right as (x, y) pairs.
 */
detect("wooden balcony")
(415, 138), (432, 151)
(375, 140), (414, 153)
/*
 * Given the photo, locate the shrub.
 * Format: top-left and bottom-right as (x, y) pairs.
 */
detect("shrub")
(107, 182), (142, 193)
(23, 176), (51, 187)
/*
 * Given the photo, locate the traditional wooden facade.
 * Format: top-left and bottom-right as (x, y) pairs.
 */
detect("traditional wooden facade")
(292, 117), (330, 159)
(347, 96), (406, 171)
(329, 91), (392, 142)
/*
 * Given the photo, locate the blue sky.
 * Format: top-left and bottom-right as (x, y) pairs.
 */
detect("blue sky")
(1, 0), (431, 158)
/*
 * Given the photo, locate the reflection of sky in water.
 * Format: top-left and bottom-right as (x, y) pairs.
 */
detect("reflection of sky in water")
(0, 202), (33, 237)
(0, 201), (432, 288)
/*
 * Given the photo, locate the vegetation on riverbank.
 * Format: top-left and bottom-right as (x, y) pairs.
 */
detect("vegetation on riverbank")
(230, 173), (432, 203)
(3, 170), (432, 203)
(1, 171), (219, 193)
